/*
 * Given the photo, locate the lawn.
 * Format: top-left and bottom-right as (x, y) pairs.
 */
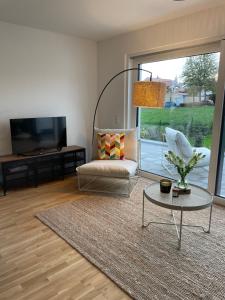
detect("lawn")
(140, 106), (214, 148)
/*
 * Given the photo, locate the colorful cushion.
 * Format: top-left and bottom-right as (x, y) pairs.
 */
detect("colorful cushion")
(94, 128), (137, 162)
(97, 133), (125, 160)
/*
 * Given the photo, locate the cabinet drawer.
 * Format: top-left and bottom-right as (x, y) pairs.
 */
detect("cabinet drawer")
(75, 150), (85, 161)
(36, 155), (62, 167)
(3, 160), (31, 174)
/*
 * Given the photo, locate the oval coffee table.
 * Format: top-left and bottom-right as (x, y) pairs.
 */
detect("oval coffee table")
(142, 182), (213, 250)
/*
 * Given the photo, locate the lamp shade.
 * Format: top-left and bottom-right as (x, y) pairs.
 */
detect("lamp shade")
(132, 81), (166, 108)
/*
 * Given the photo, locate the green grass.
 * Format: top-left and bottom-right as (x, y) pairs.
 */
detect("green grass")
(141, 106), (214, 126)
(202, 135), (212, 149)
(140, 106), (214, 148)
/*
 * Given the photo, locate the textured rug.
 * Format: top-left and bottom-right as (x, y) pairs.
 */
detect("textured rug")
(36, 179), (225, 300)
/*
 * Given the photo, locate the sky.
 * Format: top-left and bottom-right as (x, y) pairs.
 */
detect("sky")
(140, 52), (220, 82)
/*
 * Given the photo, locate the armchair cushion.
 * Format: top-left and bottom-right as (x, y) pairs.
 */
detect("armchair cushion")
(77, 159), (138, 178)
(176, 131), (193, 159)
(93, 128), (137, 162)
(97, 132), (125, 160)
(165, 127), (193, 159)
(193, 147), (211, 167)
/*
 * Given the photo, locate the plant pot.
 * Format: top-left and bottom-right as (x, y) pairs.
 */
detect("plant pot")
(177, 177), (188, 190)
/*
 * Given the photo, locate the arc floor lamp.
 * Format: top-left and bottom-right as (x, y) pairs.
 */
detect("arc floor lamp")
(92, 67), (166, 143)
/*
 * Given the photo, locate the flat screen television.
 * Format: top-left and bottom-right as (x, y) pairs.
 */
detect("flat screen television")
(10, 116), (67, 155)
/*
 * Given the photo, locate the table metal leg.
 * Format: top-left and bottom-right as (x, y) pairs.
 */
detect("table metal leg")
(206, 204), (213, 233)
(142, 193), (145, 227)
(178, 209), (183, 250)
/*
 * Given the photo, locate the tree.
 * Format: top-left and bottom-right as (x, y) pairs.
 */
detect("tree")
(182, 54), (218, 102)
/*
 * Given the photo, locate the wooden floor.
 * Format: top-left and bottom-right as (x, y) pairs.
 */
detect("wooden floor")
(0, 176), (130, 300)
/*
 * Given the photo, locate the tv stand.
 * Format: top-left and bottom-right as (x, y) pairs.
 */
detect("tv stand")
(19, 148), (60, 156)
(0, 146), (86, 195)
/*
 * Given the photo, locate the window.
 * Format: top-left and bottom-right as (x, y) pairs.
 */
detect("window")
(137, 51), (220, 189)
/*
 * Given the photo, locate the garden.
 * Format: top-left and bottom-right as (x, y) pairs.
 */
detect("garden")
(140, 105), (214, 149)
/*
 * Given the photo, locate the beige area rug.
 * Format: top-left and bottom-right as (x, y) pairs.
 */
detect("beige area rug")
(36, 179), (225, 300)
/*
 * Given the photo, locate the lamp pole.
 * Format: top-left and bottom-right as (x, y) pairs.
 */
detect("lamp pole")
(92, 67), (153, 143)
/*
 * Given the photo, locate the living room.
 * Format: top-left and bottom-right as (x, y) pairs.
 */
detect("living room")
(1, 1), (225, 299)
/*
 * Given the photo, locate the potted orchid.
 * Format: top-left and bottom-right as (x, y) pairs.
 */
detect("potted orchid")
(165, 150), (206, 189)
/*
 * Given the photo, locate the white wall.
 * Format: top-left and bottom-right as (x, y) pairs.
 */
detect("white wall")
(0, 21), (97, 157)
(97, 5), (225, 129)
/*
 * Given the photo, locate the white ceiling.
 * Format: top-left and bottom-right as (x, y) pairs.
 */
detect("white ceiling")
(0, 0), (224, 41)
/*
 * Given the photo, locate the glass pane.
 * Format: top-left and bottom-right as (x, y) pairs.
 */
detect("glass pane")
(139, 52), (220, 188)
(216, 95), (225, 198)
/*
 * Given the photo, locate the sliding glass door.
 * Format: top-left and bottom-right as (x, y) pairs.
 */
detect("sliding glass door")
(136, 48), (221, 190)
(139, 52), (220, 188)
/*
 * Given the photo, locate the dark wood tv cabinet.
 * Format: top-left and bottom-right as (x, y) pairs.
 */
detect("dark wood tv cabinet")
(0, 146), (86, 195)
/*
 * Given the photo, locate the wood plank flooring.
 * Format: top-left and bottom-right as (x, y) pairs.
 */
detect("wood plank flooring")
(0, 177), (130, 300)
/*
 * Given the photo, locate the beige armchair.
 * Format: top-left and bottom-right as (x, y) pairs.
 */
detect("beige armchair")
(76, 128), (138, 196)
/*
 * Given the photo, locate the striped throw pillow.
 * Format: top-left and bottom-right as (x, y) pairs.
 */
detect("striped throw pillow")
(97, 133), (125, 160)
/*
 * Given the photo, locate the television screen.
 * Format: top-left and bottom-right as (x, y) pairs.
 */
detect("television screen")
(10, 117), (67, 155)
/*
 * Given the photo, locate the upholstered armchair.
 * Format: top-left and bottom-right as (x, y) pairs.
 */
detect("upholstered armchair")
(76, 128), (138, 196)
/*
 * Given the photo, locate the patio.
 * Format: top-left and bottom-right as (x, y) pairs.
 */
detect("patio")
(140, 139), (225, 197)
